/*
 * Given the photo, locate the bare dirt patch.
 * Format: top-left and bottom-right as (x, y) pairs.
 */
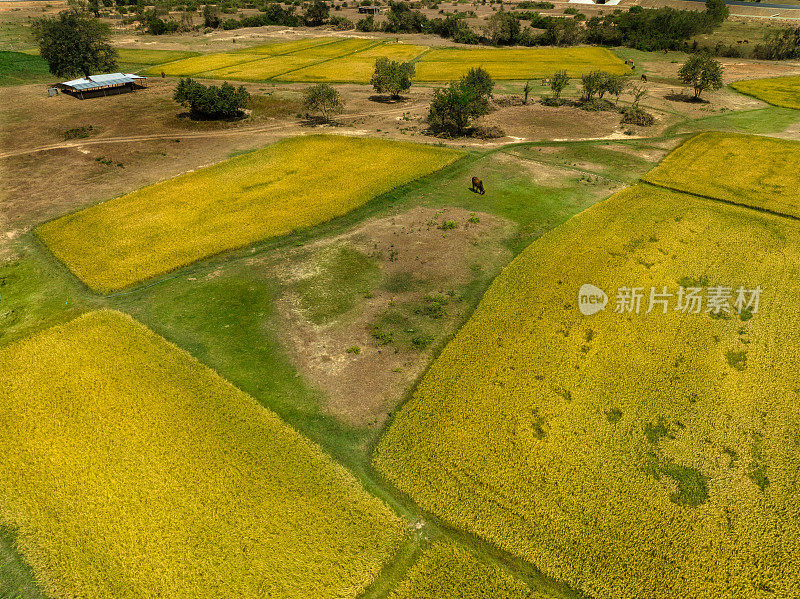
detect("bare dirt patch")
(476, 102), (623, 142)
(271, 206), (516, 428)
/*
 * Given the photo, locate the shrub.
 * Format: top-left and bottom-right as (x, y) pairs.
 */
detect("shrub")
(302, 82), (343, 122)
(173, 77), (250, 119)
(371, 57), (415, 98)
(621, 106), (654, 126)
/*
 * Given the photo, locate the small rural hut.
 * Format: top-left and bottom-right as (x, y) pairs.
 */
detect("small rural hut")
(56, 73), (147, 99)
(358, 5), (381, 14)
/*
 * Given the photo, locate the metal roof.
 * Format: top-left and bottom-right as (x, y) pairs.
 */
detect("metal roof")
(59, 73), (147, 90)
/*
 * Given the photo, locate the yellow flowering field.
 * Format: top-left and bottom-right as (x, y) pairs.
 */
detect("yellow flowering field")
(142, 39), (626, 82)
(0, 310), (404, 599)
(392, 543), (554, 599)
(115, 48), (200, 65)
(242, 37), (339, 55)
(642, 132), (800, 218)
(731, 76), (800, 109)
(203, 54), (319, 80)
(151, 52), (262, 76)
(375, 184), (800, 599)
(38, 135), (463, 293)
(281, 43), (429, 83)
(414, 46), (628, 81)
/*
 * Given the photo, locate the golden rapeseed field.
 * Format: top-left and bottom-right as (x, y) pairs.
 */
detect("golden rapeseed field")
(375, 184), (800, 599)
(38, 135), (463, 293)
(642, 132), (800, 218)
(142, 39), (627, 82)
(731, 76), (800, 110)
(0, 310), (404, 599)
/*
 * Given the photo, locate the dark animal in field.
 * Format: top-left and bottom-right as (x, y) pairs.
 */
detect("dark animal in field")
(472, 176), (485, 195)
(641, 74), (648, 82)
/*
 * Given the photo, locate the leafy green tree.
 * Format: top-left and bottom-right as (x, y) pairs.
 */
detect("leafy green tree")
(33, 10), (118, 78)
(483, 10), (520, 45)
(203, 4), (221, 28)
(426, 69), (493, 136)
(462, 67), (494, 99)
(371, 57), (415, 99)
(304, 0), (329, 26)
(705, 0), (728, 26)
(580, 70), (602, 101)
(549, 70), (569, 99)
(678, 52), (723, 99)
(302, 82), (343, 122)
(174, 77), (250, 118)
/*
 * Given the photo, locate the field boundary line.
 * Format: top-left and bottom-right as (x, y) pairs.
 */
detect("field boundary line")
(270, 39), (386, 81)
(640, 180), (800, 222)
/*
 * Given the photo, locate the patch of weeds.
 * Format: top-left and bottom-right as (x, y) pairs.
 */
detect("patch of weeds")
(723, 447), (739, 468)
(725, 350), (747, 371)
(411, 333), (434, 349)
(644, 417), (674, 445)
(529, 408), (547, 440)
(295, 245), (380, 324)
(677, 275), (709, 288)
(439, 220), (457, 230)
(553, 386), (572, 402)
(370, 325), (394, 346)
(659, 461), (709, 507)
(63, 124), (93, 140)
(468, 214), (480, 224)
(383, 272), (414, 293)
(606, 407), (623, 425)
(346, 346), (361, 354)
(416, 294), (448, 319)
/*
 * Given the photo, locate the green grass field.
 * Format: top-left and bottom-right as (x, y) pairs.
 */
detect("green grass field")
(375, 182), (800, 599)
(643, 132), (800, 218)
(0, 310), (404, 599)
(37, 135), (463, 293)
(731, 75), (800, 109)
(142, 39), (627, 83)
(0, 50), (51, 86)
(114, 48), (200, 65)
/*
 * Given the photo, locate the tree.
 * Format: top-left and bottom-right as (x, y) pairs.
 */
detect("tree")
(304, 0), (329, 26)
(549, 70), (569, 100)
(462, 67), (494, 99)
(705, 0), (728, 27)
(32, 10), (117, 78)
(303, 83), (343, 122)
(483, 10), (520, 45)
(522, 80), (531, 105)
(371, 57), (415, 99)
(426, 69), (493, 136)
(580, 70), (602, 101)
(603, 74), (626, 103)
(678, 52), (723, 99)
(203, 4), (221, 28)
(174, 78), (250, 119)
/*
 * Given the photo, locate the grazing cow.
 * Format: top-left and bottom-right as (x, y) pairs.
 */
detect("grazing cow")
(472, 176), (485, 195)
(641, 74), (648, 82)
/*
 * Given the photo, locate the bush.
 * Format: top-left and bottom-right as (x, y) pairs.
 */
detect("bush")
(356, 15), (377, 30)
(302, 82), (343, 122)
(621, 106), (655, 126)
(427, 67), (493, 136)
(328, 14), (353, 29)
(371, 57), (415, 98)
(173, 77), (250, 119)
